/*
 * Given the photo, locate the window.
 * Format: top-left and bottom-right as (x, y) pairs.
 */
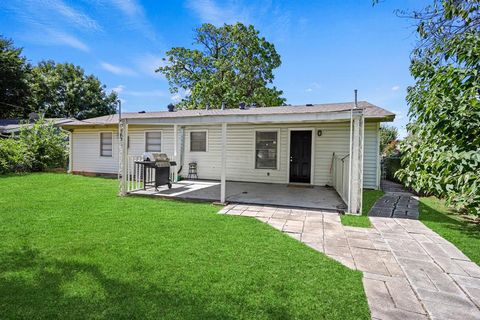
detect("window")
(145, 131), (162, 152)
(190, 131), (207, 152)
(255, 131), (278, 169)
(100, 132), (112, 157)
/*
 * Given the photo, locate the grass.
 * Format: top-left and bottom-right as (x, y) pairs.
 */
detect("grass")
(418, 197), (480, 265)
(340, 190), (385, 228)
(0, 173), (370, 319)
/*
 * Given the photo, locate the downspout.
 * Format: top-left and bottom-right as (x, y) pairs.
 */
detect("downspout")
(117, 100), (122, 181)
(347, 89), (358, 212)
(177, 127), (185, 176)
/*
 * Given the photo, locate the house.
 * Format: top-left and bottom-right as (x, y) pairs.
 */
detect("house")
(61, 101), (395, 214)
(0, 114), (72, 137)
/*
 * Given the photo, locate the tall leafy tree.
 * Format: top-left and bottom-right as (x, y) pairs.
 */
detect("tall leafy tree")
(157, 23), (286, 109)
(395, 0), (480, 215)
(379, 125), (398, 155)
(0, 35), (31, 118)
(29, 61), (118, 119)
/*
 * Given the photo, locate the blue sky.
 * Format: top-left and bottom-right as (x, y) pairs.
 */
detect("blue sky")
(1, 0), (430, 137)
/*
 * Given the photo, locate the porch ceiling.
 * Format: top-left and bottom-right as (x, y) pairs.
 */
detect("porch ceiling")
(130, 180), (347, 212)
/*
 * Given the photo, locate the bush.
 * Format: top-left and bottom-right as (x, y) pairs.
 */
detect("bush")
(0, 139), (31, 173)
(382, 156), (401, 182)
(0, 118), (67, 174)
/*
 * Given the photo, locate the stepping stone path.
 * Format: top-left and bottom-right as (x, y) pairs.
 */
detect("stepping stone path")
(219, 204), (480, 320)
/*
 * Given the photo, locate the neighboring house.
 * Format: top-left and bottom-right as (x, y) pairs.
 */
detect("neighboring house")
(0, 115), (72, 137)
(61, 101), (395, 213)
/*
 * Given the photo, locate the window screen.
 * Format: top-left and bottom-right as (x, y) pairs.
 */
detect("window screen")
(190, 131), (207, 152)
(100, 132), (113, 157)
(255, 131), (278, 169)
(145, 132), (162, 152)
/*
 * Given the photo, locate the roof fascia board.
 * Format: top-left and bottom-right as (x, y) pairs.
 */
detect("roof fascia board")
(125, 109), (364, 125)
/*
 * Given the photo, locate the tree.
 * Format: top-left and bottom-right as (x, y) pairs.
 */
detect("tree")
(379, 125), (398, 155)
(157, 23), (286, 109)
(29, 61), (118, 119)
(395, 0), (480, 215)
(0, 35), (31, 118)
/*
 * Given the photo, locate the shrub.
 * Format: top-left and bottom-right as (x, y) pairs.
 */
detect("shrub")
(0, 117), (68, 174)
(0, 139), (31, 173)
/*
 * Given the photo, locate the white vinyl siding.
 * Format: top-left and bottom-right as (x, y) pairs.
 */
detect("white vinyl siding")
(71, 126), (174, 175)
(72, 130), (119, 174)
(71, 122), (380, 189)
(184, 122), (379, 188)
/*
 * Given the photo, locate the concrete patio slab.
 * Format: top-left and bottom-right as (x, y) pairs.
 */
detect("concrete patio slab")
(130, 180), (346, 211)
(219, 204), (480, 320)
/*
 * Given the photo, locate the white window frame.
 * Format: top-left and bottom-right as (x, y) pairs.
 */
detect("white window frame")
(189, 130), (209, 152)
(253, 129), (280, 170)
(99, 131), (113, 157)
(144, 130), (163, 153)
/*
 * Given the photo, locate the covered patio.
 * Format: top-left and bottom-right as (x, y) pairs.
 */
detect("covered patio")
(130, 180), (347, 211)
(117, 103), (369, 214)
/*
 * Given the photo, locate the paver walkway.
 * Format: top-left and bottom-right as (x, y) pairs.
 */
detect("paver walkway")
(219, 204), (480, 320)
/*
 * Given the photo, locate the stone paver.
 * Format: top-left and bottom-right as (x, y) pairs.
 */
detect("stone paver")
(219, 203), (480, 320)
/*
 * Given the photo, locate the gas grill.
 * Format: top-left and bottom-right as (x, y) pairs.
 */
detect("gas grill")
(134, 153), (177, 191)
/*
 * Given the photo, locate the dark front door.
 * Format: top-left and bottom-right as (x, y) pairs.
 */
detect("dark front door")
(289, 130), (312, 183)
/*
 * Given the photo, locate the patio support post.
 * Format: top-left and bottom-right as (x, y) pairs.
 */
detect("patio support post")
(220, 122), (227, 204)
(173, 124), (178, 182)
(348, 111), (364, 214)
(119, 119), (128, 196)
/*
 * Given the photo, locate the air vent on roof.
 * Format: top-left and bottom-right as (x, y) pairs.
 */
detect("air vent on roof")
(306, 103), (314, 106)
(138, 111), (146, 113)
(239, 102), (246, 110)
(167, 103), (175, 112)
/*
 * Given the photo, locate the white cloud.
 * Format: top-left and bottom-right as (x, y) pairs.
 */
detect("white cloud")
(3, 0), (97, 51)
(391, 85), (400, 91)
(123, 90), (166, 97)
(100, 62), (137, 76)
(305, 82), (321, 93)
(185, 0), (292, 42)
(46, 29), (90, 52)
(44, 0), (101, 31)
(186, 0), (252, 25)
(111, 85), (126, 93)
(108, 0), (156, 40)
(6, 0), (100, 31)
(109, 0), (143, 16)
(135, 53), (166, 77)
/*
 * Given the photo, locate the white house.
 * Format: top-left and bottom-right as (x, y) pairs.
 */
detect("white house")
(61, 101), (395, 214)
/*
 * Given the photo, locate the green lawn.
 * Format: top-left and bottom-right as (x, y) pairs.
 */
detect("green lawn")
(340, 190), (384, 228)
(0, 173), (369, 319)
(419, 197), (480, 265)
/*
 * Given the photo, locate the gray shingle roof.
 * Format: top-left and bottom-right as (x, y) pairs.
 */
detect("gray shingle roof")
(0, 118), (72, 133)
(62, 101), (395, 126)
